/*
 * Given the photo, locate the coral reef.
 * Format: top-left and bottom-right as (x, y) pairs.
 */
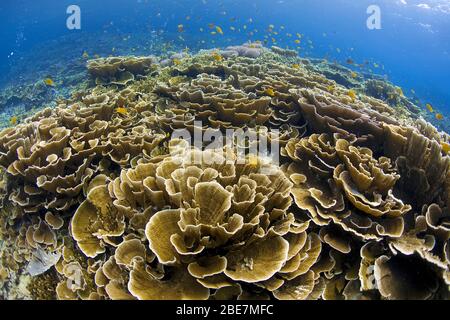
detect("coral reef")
(87, 56), (158, 86)
(0, 44), (448, 300)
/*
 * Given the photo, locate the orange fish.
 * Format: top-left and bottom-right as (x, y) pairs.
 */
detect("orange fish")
(248, 154), (259, 167)
(436, 113), (444, 120)
(10, 116), (18, 125)
(215, 26), (224, 35)
(44, 78), (55, 86)
(211, 52), (223, 62)
(115, 107), (128, 115)
(441, 142), (450, 154)
(265, 88), (276, 97)
(347, 90), (357, 101)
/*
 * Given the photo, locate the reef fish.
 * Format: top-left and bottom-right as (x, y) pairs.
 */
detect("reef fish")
(435, 113), (444, 120)
(441, 142), (450, 154)
(44, 78), (55, 86)
(215, 26), (224, 35)
(426, 103), (434, 113)
(169, 76), (186, 86)
(115, 107), (128, 115)
(211, 52), (223, 62)
(265, 88), (276, 97)
(347, 90), (357, 101)
(248, 154), (259, 167)
(10, 116), (17, 125)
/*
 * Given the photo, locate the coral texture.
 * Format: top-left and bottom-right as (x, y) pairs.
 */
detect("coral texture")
(0, 44), (448, 300)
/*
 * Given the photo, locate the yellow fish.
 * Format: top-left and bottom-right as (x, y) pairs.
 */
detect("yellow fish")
(115, 107), (128, 115)
(436, 113), (444, 120)
(82, 51), (89, 59)
(248, 154), (259, 167)
(351, 72), (357, 78)
(265, 88), (276, 97)
(347, 90), (357, 101)
(294, 39), (301, 44)
(441, 142), (450, 154)
(10, 116), (18, 125)
(215, 26), (224, 35)
(211, 52), (223, 62)
(396, 87), (404, 96)
(327, 85), (335, 93)
(173, 59), (182, 66)
(44, 78), (55, 86)
(292, 64), (300, 69)
(426, 103), (434, 113)
(168, 76), (185, 86)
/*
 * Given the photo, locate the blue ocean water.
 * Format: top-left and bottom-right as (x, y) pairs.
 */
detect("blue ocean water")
(0, 0), (449, 126)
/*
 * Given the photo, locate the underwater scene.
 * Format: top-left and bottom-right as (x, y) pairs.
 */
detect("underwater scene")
(0, 0), (449, 301)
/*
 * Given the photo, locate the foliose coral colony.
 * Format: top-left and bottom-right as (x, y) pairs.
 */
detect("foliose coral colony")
(0, 44), (448, 300)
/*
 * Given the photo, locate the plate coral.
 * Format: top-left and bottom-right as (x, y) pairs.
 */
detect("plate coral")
(0, 45), (448, 300)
